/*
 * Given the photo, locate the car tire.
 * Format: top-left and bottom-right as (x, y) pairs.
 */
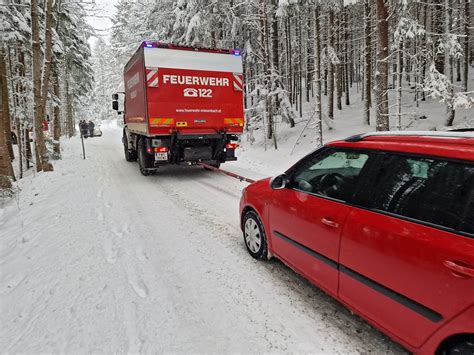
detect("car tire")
(138, 138), (153, 176)
(123, 134), (137, 162)
(440, 338), (474, 355)
(243, 210), (268, 260)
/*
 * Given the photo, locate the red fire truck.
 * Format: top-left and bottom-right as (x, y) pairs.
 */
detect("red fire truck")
(113, 41), (244, 175)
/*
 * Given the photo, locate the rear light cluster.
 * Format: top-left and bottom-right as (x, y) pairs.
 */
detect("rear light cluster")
(146, 146), (169, 153)
(226, 143), (239, 149)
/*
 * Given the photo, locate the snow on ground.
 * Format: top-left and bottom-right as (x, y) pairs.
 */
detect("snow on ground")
(0, 124), (407, 353)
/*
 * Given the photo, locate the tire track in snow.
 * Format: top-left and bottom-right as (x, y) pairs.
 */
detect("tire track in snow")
(89, 148), (174, 352)
(94, 164), (151, 302)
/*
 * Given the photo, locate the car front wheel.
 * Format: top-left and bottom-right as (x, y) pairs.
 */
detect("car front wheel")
(243, 210), (268, 260)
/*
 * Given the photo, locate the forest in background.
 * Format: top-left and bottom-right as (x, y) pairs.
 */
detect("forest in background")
(1, 0), (93, 189)
(94, 0), (473, 147)
(1, 0), (473, 189)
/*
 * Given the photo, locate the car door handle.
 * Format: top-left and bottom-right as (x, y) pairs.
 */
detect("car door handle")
(443, 260), (474, 278)
(321, 218), (339, 228)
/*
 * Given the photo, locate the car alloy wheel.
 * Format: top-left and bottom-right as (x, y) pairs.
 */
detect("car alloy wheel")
(243, 211), (268, 260)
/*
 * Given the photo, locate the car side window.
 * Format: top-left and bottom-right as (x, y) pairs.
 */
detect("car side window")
(460, 165), (474, 235)
(367, 153), (474, 235)
(290, 149), (370, 201)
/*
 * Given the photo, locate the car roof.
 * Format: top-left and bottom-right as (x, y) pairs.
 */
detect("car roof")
(327, 131), (474, 162)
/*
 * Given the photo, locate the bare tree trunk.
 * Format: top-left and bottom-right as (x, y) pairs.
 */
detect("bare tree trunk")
(456, 58), (462, 82)
(39, 0), (55, 122)
(421, 3), (428, 101)
(39, 0), (55, 171)
(31, 0), (47, 172)
(1, 48), (14, 162)
(53, 71), (61, 157)
(464, 0), (470, 91)
(375, 0), (390, 131)
(433, 0), (445, 74)
(7, 47), (23, 177)
(307, 6), (313, 103)
(405, 38), (411, 84)
(271, 0), (282, 113)
(363, 0), (371, 125)
(286, 18), (293, 105)
(335, 7), (342, 111)
(314, 2), (323, 143)
(397, 46), (403, 130)
(414, 34), (420, 108)
(327, 10), (335, 121)
(0, 47), (15, 187)
(67, 90), (74, 137)
(65, 64), (74, 138)
(14, 43), (30, 170)
(260, 1), (274, 144)
(445, 0), (455, 126)
(297, 10), (303, 118)
(344, 7), (350, 106)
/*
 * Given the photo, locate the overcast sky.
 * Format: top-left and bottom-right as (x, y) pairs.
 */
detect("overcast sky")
(87, 0), (117, 47)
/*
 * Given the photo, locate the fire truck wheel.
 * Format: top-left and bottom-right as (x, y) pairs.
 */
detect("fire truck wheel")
(138, 138), (153, 176)
(123, 135), (137, 162)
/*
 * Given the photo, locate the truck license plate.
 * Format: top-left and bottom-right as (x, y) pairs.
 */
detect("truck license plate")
(154, 152), (168, 161)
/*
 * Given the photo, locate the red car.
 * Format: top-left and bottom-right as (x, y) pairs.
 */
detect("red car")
(240, 132), (474, 355)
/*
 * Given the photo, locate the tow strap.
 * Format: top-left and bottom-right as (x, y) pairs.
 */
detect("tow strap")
(200, 163), (256, 184)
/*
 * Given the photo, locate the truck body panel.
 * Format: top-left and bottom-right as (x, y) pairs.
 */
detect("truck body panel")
(124, 44), (244, 137)
(123, 47), (148, 135)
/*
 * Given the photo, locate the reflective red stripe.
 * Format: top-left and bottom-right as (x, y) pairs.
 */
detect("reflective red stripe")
(147, 68), (159, 87)
(232, 73), (243, 91)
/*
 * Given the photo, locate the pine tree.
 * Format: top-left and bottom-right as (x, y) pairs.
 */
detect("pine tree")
(0, 47), (14, 187)
(375, 0), (390, 131)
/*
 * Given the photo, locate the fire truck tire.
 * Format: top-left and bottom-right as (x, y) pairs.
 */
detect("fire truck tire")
(123, 135), (137, 162)
(138, 138), (153, 176)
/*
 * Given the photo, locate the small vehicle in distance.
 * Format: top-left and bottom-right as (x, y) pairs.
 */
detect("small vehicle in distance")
(240, 131), (474, 355)
(93, 126), (102, 137)
(79, 121), (101, 138)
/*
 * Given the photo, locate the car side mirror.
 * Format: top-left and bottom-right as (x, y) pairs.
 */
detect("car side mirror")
(270, 174), (290, 190)
(112, 100), (119, 111)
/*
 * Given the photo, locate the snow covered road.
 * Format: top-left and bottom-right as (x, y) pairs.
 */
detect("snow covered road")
(1, 126), (407, 354)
